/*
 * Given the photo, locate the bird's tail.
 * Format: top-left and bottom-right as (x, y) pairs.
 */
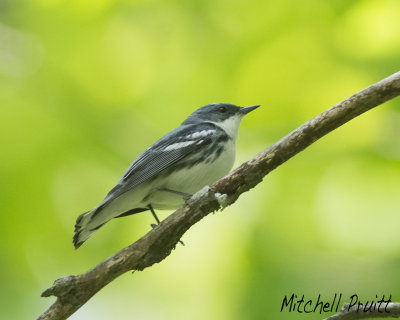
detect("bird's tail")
(73, 204), (149, 249)
(73, 206), (106, 249)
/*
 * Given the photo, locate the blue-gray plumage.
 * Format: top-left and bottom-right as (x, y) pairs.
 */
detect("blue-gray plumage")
(73, 102), (260, 249)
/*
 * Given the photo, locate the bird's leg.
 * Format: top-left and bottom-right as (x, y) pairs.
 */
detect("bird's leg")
(148, 204), (184, 246)
(160, 188), (193, 201)
(148, 204), (160, 228)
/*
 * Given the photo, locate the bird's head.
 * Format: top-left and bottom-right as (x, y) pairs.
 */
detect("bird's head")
(182, 102), (260, 139)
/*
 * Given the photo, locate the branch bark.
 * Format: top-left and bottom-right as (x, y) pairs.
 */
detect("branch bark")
(325, 302), (400, 320)
(37, 71), (400, 320)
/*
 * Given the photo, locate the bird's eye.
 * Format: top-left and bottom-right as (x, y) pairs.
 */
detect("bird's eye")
(218, 106), (227, 113)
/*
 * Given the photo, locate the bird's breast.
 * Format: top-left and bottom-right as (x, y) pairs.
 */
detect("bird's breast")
(148, 141), (236, 209)
(168, 141), (234, 190)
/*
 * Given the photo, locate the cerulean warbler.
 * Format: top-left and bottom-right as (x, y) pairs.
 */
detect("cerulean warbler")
(73, 102), (260, 249)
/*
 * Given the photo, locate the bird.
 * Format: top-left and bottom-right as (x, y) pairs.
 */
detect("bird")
(73, 102), (260, 249)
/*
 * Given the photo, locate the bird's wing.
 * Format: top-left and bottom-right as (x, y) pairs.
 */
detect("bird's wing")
(102, 122), (221, 204)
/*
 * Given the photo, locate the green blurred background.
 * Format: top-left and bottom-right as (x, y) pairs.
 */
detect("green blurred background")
(1, 0), (400, 319)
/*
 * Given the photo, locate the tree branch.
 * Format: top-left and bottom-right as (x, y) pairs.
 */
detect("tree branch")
(325, 302), (400, 320)
(37, 71), (400, 320)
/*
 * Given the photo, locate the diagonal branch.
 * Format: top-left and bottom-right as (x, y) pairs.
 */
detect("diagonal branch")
(37, 71), (400, 320)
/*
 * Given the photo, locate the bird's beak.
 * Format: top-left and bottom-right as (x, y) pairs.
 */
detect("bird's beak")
(240, 104), (261, 115)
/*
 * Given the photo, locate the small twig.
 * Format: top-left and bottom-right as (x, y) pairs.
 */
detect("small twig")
(37, 71), (400, 320)
(325, 302), (400, 320)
